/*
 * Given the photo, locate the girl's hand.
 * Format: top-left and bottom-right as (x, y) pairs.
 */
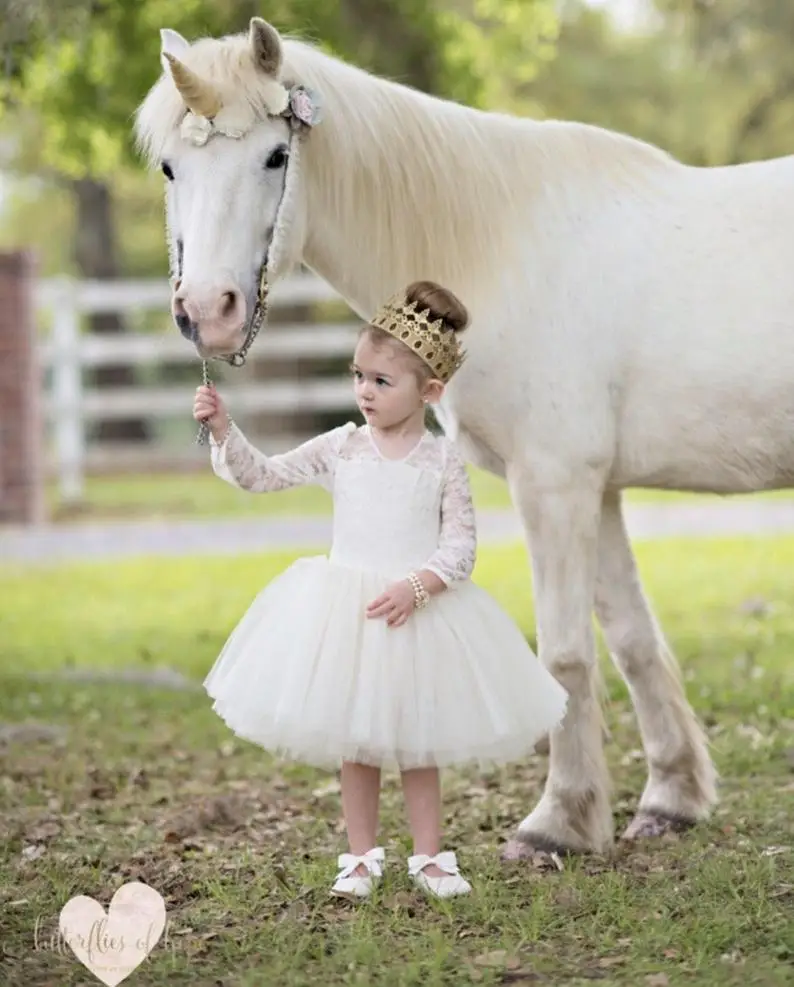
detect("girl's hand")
(366, 579), (417, 628)
(192, 385), (230, 441)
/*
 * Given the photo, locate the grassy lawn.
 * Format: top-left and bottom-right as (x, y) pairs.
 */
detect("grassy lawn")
(1, 537), (793, 986)
(46, 467), (508, 521)
(47, 468), (794, 522)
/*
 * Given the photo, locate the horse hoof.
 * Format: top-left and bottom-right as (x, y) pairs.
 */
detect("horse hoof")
(500, 834), (572, 863)
(621, 812), (694, 841)
(501, 838), (533, 861)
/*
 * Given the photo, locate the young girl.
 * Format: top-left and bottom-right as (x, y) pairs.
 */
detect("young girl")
(193, 280), (568, 900)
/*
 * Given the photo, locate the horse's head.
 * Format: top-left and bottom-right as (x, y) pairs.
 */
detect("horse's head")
(134, 19), (320, 359)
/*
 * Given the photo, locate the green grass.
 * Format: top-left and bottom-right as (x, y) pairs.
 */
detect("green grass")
(1, 537), (793, 986)
(47, 468), (794, 522)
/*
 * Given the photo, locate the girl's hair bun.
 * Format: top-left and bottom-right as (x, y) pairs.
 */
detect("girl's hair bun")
(405, 280), (469, 333)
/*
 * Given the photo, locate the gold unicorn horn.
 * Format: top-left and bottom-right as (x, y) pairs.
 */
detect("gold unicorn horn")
(163, 52), (221, 119)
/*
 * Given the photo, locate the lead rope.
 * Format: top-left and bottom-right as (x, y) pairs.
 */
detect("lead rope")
(188, 84), (317, 446)
(194, 265), (271, 445)
(196, 359), (213, 445)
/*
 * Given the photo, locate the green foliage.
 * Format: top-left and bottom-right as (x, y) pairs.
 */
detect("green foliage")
(438, 0), (559, 107)
(529, 0), (794, 166)
(0, 160), (170, 277)
(1, 0), (558, 178)
(0, 0), (558, 280)
(652, 0), (794, 163)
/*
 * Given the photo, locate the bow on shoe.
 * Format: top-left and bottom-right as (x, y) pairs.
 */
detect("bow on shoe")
(336, 846), (385, 879)
(408, 851), (460, 876)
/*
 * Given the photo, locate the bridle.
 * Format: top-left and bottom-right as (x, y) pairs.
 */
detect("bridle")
(194, 254), (272, 444)
(166, 83), (321, 444)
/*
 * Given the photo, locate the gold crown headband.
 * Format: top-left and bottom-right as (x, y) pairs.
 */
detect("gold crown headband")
(368, 294), (466, 383)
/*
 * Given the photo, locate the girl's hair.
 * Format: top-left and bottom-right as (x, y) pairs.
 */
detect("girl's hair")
(359, 280), (469, 381)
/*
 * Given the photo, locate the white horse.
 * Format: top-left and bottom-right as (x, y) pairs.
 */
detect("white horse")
(134, 18), (794, 856)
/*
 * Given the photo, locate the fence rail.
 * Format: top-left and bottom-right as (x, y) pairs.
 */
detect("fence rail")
(35, 273), (359, 502)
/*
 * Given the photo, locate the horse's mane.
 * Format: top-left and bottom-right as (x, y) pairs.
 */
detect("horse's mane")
(134, 31), (675, 306)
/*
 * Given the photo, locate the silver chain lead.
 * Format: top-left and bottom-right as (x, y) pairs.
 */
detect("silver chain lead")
(194, 264), (271, 445)
(196, 359), (212, 445)
(190, 114), (307, 446)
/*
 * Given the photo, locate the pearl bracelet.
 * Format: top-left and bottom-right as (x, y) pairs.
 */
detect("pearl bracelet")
(407, 571), (430, 610)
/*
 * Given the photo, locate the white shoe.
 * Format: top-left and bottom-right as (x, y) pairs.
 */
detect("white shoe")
(408, 850), (472, 898)
(330, 846), (385, 899)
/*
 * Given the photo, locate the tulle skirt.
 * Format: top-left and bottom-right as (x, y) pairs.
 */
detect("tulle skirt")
(204, 557), (568, 771)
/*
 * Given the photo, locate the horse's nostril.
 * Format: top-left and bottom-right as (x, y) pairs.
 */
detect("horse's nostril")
(175, 312), (194, 340)
(220, 291), (237, 320)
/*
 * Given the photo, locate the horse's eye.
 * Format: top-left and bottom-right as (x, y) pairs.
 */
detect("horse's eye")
(265, 146), (288, 170)
(161, 161), (174, 181)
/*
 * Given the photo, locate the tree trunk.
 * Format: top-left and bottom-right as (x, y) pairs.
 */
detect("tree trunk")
(70, 176), (149, 442)
(340, 0), (441, 94)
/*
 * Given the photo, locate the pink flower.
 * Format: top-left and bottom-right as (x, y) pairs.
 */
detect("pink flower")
(287, 86), (321, 128)
(292, 90), (312, 123)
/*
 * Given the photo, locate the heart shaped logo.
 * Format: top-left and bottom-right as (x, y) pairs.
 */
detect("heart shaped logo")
(59, 882), (166, 986)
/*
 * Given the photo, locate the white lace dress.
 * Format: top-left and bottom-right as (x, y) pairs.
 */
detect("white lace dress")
(203, 422), (568, 771)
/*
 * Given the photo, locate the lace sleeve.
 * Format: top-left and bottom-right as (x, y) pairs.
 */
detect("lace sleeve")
(422, 441), (477, 584)
(210, 421), (356, 493)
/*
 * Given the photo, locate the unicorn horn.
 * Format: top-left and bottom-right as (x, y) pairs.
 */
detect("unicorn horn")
(163, 52), (221, 119)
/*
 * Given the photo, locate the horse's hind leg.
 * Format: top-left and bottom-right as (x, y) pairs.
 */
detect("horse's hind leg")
(594, 490), (717, 837)
(502, 463), (614, 856)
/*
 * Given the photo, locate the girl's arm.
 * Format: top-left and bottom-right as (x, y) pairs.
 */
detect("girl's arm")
(416, 442), (477, 590)
(211, 420), (355, 493)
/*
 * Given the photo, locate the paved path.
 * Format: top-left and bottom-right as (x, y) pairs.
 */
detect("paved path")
(3, 499), (794, 565)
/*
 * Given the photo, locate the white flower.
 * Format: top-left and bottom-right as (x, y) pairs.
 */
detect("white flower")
(180, 113), (213, 147)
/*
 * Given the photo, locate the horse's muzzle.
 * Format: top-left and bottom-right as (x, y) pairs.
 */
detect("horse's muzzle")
(171, 283), (248, 355)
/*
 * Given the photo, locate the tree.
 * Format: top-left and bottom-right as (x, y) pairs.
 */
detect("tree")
(1, 1), (170, 441)
(652, 0), (794, 164)
(3, 1), (558, 172)
(526, 0), (794, 168)
(1, 0), (558, 444)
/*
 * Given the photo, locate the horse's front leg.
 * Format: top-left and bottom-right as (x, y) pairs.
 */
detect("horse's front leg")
(502, 463), (614, 855)
(595, 490), (717, 838)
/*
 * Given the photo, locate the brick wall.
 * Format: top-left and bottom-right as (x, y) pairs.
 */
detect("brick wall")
(0, 251), (45, 525)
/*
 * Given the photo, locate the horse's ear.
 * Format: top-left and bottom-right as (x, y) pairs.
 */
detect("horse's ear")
(249, 17), (282, 77)
(160, 28), (190, 72)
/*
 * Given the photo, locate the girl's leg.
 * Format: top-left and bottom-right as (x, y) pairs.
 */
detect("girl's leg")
(340, 760), (382, 875)
(400, 767), (447, 877)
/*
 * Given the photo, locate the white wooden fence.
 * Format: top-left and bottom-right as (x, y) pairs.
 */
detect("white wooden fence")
(35, 273), (360, 502)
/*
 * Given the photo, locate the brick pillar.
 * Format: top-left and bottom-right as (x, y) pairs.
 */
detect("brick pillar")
(0, 251), (46, 525)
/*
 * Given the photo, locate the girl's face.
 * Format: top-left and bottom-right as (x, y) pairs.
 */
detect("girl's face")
(351, 335), (442, 430)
